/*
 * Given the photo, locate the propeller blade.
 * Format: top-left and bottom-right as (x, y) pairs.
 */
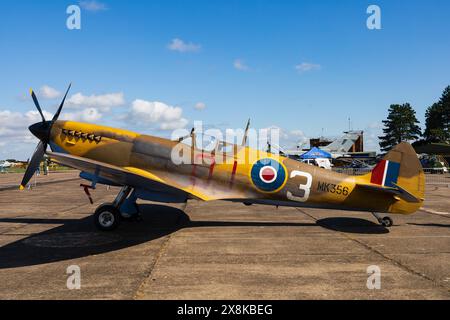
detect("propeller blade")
(19, 141), (46, 190)
(30, 89), (46, 123)
(51, 83), (72, 124)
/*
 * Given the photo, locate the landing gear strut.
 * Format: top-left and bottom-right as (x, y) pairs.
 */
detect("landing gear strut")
(94, 186), (133, 231)
(372, 212), (394, 228)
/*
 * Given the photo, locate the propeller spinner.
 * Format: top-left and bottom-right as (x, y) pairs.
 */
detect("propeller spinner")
(19, 84), (72, 190)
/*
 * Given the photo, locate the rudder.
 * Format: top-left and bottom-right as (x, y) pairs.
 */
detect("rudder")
(374, 142), (425, 213)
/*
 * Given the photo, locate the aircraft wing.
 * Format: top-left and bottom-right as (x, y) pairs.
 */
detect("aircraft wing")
(47, 152), (251, 201)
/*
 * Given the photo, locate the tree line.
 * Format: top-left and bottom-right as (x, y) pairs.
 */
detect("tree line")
(379, 85), (450, 152)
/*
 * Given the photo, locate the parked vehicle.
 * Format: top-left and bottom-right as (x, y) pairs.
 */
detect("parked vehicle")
(420, 155), (448, 174)
(301, 158), (333, 170)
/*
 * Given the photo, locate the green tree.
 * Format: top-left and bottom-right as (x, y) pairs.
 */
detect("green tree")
(424, 86), (450, 143)
(379, 103), (422, 152)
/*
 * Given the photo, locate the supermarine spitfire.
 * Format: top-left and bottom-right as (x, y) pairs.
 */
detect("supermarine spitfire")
(20, 85), (425, 231)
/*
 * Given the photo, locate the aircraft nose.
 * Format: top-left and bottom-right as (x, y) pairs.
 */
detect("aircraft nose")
(29, 121), (51, 142)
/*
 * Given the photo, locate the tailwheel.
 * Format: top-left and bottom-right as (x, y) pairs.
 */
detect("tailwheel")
(94, 203), (121, 231)
(380, 216), (394, 228)
(372, 212), (394, 228)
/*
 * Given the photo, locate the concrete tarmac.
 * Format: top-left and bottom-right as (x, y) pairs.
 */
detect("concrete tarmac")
(0, 172), (449, 299)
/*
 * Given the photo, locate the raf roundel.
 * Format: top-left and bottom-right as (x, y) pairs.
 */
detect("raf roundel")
(250, 158), (287, 193)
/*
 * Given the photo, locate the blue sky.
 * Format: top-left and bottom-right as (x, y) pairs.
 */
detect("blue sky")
(1, 0), (449, 159)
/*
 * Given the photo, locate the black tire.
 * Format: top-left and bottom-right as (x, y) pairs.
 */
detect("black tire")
(94, 203), (121, 231)
(381, 216), (393, 228)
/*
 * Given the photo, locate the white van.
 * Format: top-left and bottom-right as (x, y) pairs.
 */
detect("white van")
(301, 158), (333, 170)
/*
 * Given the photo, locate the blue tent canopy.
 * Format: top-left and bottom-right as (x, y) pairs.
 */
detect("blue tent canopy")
(300, 147), (332, 159)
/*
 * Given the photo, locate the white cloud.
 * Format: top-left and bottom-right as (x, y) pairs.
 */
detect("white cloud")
(63, 91), (124, 124)
(126, 99), (188, 130)
(290, 129), (305, 137)
(295, 62), (321, 73)
(160, 118), (190, 130)
(67, 92), (125, 112)
(62, 108), (103, 123)
(168, 38), (201, 53)
(289, 129), (308, 142)
(0, 109), (53, 145)
(79, 1), (107, 12)
(39, 85), (61, 99)
(233, 59), (249, 71)
(260, 126), (309, 151)
(0, 105), (105, 159)
(368, 121), (383, 130)
(220, 125), (309, 151)
(194, 102), (206, 110)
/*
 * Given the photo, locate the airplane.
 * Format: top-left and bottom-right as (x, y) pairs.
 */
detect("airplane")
(0, 161), (12, 169)
(20, 84), (425, 231)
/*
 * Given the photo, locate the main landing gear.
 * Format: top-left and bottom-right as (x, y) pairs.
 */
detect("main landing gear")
(94, 186), (140, 231)
(371, 212), (394, 228)
(94, 204), (121, 231)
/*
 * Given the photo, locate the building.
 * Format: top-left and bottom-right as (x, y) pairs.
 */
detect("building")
(283, 130), (376, 167)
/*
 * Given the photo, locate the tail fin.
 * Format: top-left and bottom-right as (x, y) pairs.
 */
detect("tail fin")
(359, 142), (425, 214)
(370, 158), (401, 188)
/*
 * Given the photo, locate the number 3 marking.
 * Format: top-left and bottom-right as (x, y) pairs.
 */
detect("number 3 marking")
(287, 170), (313, 203)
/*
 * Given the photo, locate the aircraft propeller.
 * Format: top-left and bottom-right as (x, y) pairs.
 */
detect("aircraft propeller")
(19, 84), (72, 190)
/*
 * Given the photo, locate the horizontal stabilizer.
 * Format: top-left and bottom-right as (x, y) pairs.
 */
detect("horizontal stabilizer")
(356, 183), (421, 203)
(392, 183), (423, 203)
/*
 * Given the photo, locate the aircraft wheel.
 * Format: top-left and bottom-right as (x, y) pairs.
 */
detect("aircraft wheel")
(94, 203), (121, 231)
(380, 216), (393, 228)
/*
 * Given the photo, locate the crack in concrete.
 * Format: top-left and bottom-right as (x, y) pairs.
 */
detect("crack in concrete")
(133, 234), (172, 300)
(132, 203), (189, 300)
(295, 208), (449, 293)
